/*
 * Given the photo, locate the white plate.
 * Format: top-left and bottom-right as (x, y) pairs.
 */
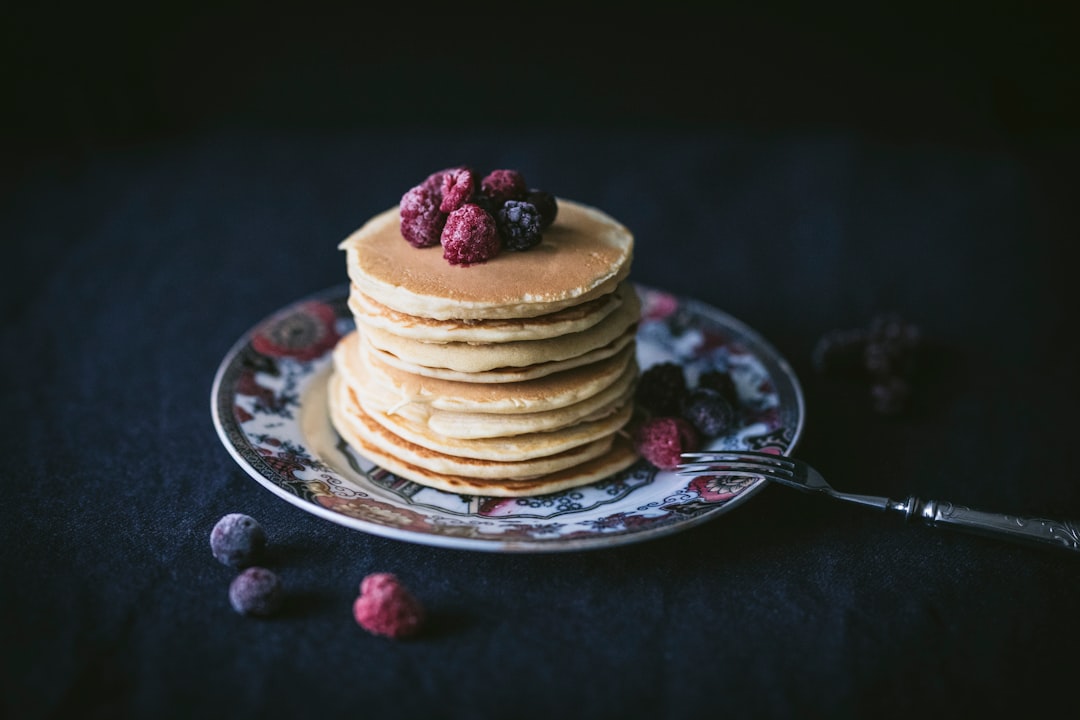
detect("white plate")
(211, 284), (805, 553)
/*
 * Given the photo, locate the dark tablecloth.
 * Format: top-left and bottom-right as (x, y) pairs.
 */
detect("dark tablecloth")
(4, 2), (1080, 716)
(4, 126), (1078, 719)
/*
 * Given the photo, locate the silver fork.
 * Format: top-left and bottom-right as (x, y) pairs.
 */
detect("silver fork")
(678, 450), (1080, 554)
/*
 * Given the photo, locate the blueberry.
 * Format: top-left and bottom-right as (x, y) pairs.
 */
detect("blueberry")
(697, 369), (738, 406)
(210, 513), (266, 568)
(681, 388), (736, 437)
(229, 567), (283, 617)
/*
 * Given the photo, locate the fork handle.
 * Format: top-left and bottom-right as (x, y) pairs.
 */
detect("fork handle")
(895, 497), (1080, 553)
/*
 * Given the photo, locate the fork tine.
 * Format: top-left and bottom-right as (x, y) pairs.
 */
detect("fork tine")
(675, 460), (796, 480)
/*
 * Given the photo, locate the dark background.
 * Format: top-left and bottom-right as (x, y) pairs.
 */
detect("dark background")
(4, 2), (1079, 719)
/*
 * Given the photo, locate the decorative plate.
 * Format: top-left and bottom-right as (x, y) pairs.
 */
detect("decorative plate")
(211, 284), (805, 553)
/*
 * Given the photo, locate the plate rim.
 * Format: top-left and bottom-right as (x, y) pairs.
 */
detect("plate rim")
(210, 283), (806, 553)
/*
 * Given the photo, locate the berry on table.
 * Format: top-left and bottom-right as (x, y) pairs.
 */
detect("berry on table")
(497, 200), (543, 251)
(353, 573), (426, 639)
(441, 203), (501, 265)
(210, 513), (266, 568)
(633, 416), (700, 470)
(812, 328), (869, 376)
(636, 362), (688, 417)
(229, 567), (283, 617)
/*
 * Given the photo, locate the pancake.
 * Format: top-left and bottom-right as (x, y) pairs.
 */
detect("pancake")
(328, 373), (640, 497)
(329, 372), (617, 479)
(358, 282), (641, 373)
(332, 371), (634, 461)
(347, 283), (624, 343)
(338, 199), (634, 320)
(338, 340), (639, 439)
(361, 326), (637, 384)
(335, 328), (635, 415)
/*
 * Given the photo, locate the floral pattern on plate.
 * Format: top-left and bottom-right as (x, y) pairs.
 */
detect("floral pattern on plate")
(211, 284), (805, 552)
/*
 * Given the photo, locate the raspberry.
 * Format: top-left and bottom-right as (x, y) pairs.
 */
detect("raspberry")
(399, 183), (447, 248)
(636, 362), (688, 417)
(353, 573), (425, 639)
(681, 388), (736, 438)
(229, 567), (283, 617)
(633, 416), (699, 470)
(480, 169), (527, 205)
(697, 369), (738, 406)
(439, 166), (476, 213)
(441, 203), (500, 265)
(497, 200), (543, 251)
(526, 189), (558, 229)
(210, 513), (266, 568)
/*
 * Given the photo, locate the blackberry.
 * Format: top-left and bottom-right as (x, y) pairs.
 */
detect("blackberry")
(229, 567), (283, 617)
(870, 376), (910, 415)
(480, 169), (527, 205)
(497, 200), (543, 251)
(698, 369), (738, 406)
(633, 416), (700, 470)
(636, 362), (688, 417)
(812, 328), (868, 376)
(526, 189), (558, 229)
(210, 513), (266, 568)
(865, 313), (922, 379)
(399, 183), (447, 248)
(439, 166), (476, 214)
(681, 388), (736, 438)
(441, 203), (500, 265)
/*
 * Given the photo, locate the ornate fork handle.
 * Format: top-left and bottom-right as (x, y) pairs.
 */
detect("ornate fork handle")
(890, 497), (1080, 553)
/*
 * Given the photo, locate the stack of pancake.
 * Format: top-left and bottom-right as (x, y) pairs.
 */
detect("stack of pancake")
(327, 198), (641, 497)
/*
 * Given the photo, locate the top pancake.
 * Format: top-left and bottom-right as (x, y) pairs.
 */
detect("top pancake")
(338, 199), (634, 320)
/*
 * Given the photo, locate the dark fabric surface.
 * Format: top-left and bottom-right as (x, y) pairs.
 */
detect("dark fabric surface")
(4, 4), (1080, 720)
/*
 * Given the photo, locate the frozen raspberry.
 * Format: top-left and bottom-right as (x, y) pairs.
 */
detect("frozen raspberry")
(681, 388), (736, 438)
(633, 416), (699, 470)
(439, 166), (476, 213)
(480, 169), (527, 205)
(399, 183), (447, 248)
(210, 513), (266, 568)
(353, 573), (425, 639)
(636, 362), (688, 417)
(229, 567), (283, 617)
(698, 369), (738, 406)
(526, 189), (558, 229)
(497, 200), (543, 251)
(441, 203), (500, 265)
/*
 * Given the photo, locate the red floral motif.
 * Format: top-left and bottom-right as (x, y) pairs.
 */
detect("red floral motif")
(688, 474), (743, 502)
(236, 370), (275, 405)
(257, 449), (307, 478)
(251, 301), (341, 361)
(234, 405), (254, 423)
